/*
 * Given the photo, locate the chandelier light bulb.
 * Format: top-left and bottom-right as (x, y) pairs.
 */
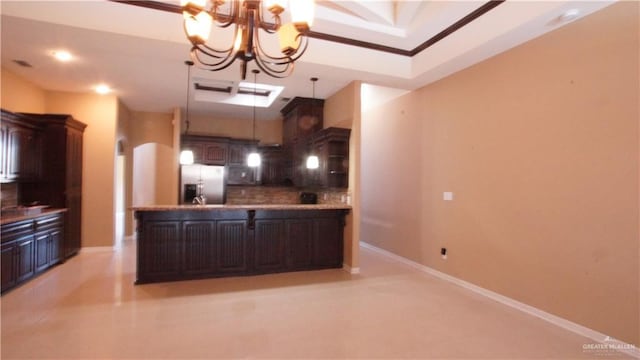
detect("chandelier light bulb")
(185, 12), (212, 43)
(290, 0), (314, 30)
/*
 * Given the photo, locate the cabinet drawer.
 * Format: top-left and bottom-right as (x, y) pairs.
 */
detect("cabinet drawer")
(35, 214), (63, 231)
(1, 220), (34, 242)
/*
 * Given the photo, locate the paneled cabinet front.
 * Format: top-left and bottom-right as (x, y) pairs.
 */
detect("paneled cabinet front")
(0, 111), (43, 182)
(134, 209), (348, 284)
(136, 216), (250, 283)
(181, 137), (228, 166)
(1, 212), (64, 294)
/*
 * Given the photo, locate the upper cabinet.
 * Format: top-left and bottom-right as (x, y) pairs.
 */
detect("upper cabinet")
(281, 97), (324, 145)
(181, 135), (228, 166)
(0, 110), (42, 183)
(180, 135), (258, 185)
(279, 97), (351, 189)
(227, 139), (259, 185)
(309, 128), (351, 189)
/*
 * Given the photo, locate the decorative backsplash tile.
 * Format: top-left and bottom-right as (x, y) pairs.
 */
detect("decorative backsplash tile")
(226, 186), (349, 205)
(1, 183), (19, 208)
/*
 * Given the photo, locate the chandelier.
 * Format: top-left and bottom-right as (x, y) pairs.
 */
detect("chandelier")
(181, 0), (315, 79)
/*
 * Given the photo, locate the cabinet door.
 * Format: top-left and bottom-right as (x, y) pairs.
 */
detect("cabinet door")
(1, 242), (16, 293)
(139, 221), (181, 278)
(285, 219), (314, 269)
(67, 129), (83, 189)
(35, 232), (50, 272)
(313, 218), (343, 267)
(227, 142), (247, 165)
(216, 220), (248, 273)
(254, 220), (285, 272)
(7, 125), (40, 180)
(49, 228), (63, 265)
(227, 165), (256, 185)
(183, 221), (216, 275)
(182, 141), (204, 164)
(64, 191), (82, 258)
(15, 235), (35, 283)
(0, 125), (7, 180)
(203, 142), (227, 165)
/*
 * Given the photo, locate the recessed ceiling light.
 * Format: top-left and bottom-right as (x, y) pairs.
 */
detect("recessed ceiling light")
(559, 9), (580, 23)
(95, 84), (112, 95)
(52, 50), (73, 62)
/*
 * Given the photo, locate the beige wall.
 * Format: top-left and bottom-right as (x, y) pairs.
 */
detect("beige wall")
(132, 143), (175, 206)
(130, 111), (174, 148)
(185, 112), (282, 145)
(361, 2), (639, 345)
(324, 81), (361, 270)
(1, 67), (46, 113)
(117, 101), (134, 236)
(324, 84), (355, 129)
(45, 91), (118, 248)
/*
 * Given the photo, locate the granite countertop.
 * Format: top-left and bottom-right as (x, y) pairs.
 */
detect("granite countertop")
(0, 208), (68, 225)
(132, 204), (351, 211)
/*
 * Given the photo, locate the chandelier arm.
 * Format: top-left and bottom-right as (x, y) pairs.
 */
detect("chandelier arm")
(191, 22), (241, 60)
(253, 29), (310, 64)
(255, 5), (279, 34)
(209, 0), (238, 28)
(191, 46), (238, 71)
(254, 56), (294, 78)
(196, 41), (236, 56)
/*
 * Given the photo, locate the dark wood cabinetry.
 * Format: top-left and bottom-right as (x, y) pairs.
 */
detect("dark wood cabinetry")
(134, 208), (348, 284)
(279, 98), (351, 188)
(181, 135), (228, 165)
(281, 97), (324, 143)
(309, 128), (351, 188)
(227, 139), (259, 185)
(0, 110), (42, 182)
(19, 113), (86, 259)
(259, 145), (288, 186)
(181, 135), (259, 185)
(1, 211), (65, 294)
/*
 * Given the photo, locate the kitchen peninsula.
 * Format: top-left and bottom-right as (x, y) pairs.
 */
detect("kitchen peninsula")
(133, 204), (350, 284)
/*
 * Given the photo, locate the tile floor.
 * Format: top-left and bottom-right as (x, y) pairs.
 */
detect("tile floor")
(1, 239), (632, 359)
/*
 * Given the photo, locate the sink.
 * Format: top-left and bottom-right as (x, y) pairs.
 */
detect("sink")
(1, 205), (49, 217)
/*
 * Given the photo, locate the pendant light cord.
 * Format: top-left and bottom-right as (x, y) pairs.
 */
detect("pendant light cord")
(252, 69), (259, 141)
(185, 60), (193, 135)
(311, 77), (318, 118)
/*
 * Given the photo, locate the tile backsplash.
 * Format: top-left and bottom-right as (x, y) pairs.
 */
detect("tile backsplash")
(1, 183), (18, 208)
(227, 186), (349, 205)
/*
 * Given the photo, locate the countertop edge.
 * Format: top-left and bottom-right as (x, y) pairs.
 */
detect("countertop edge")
(131, 204), (352, 211)
(0, 208), (68, 225)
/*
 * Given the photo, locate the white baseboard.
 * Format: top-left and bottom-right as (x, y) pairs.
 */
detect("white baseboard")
(360, 242), (639, 359)
(342, 263), (361, 274)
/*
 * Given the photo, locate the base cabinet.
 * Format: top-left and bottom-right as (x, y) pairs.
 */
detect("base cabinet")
(1, 212), (65, 294)
(135, 209), (348, 284)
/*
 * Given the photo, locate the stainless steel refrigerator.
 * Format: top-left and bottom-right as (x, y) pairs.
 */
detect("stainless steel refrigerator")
(180, 165), (225, 204)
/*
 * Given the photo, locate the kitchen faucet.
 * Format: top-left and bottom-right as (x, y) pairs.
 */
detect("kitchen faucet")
(192, 194), (206, 205)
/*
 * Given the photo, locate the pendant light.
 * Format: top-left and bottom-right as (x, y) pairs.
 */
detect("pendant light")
(306, 77), (319, 169)
(179, 60), (195, 165)
(247, 69), (261, 167)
